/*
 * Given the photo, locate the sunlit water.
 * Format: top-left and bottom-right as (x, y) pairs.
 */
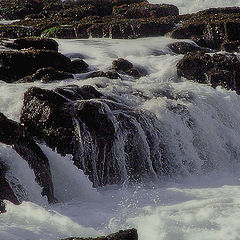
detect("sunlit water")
(1, 1), (240, 239)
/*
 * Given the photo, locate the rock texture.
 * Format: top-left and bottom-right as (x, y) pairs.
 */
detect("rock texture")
(0, 112), (56, 204)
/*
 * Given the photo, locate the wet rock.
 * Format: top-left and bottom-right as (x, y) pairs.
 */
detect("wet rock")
(0, 161), (20, 210)
(21, 84), (173, 186)
(112, 0), (148, 6)
(0, 0), (44, 20)
(0, 49), (73, 83)
(71, 59), (89, 74)
(113, 2), (179, 19)
(5, 37), (58, 52)
(18, 67), (74, 83)
(41, 26), (77, 39)
(61, 228), (138, 240)
(87, 71), (121, 79)
(0, 112), (56, 203)
(125, 68), (142, 78)
(112, 58), (133, 71)
(168, 41), (209, 54)
(176, 51), (240, 92)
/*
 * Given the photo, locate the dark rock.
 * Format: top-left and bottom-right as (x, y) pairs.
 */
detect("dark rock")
(6, 37), (58, 52)
(0, 112), (56, 203)
(18, 67), (74, 83)
(71, 59), (89, 74)
(113, 2), (179, 19)
(168, 41), (209, 54)
(125, 68), (141, 78)
(0, 0), (44, 20)
(112, 0), (148, 6)
(0, 161), (20, 208)
(112, 58), (133, 71)
(61, 228), (138, 240)
(87, 71), (121, 79)
(41, 26), (77, 39)
(176, 51), (240, 92)
(221, 40), (240, 52)
(0, 49), (73, 83)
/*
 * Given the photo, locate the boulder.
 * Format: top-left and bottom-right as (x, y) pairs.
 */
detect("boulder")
(112, 58), (133, 71)
(0, 49), (73, 83)
(61, 229), (138, 240)
(0, 112), (56, 203)
(168, 41), (209, 54)
(176, 51), (240, 92)
(21, 85), (174, 187)
(18, 67), (74, 83)
(5, 37), (58, 52)
(221, 40), (240, 52)
(113, 3), (179, 19)
(71, 59), (89, 73)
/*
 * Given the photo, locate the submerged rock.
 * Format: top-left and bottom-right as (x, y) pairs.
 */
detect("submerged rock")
(0, 112), (56, 203)
(112, 58), (133, 71)
(61, 229), (138, 240)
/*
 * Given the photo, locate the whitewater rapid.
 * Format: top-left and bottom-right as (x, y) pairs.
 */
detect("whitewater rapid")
(1, 0), (240, 238)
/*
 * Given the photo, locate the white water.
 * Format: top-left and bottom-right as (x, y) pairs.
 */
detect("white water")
(1, 1), (240, 239)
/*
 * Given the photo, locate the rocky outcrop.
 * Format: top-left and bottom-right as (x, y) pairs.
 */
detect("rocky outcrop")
(61, 229), (138, 240)
(21, 85), (176, 187)
(176, 51), (240, 92)
(0, 112), (56, 203)
(0, 49), (88, 83)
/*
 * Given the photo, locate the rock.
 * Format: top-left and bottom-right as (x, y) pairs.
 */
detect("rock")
(21, 85), (171, 186)
(71, 59), (89, 73)
(112, 0), (148, 6)
(113, 3), (179, 19)
(125, 68), (142, 78)
(0, 161), (20, 209)
(18, 67), (74, 83)
(87, 19), (174, 39)
(0, 0), (44, 20)
(176, 51), (240, 92)
(221, 40), (240, 52)
(61, 228), (138, 240)
(0, 49), (73, 83)
(0, 112), (56, 203)
(168, 41), (209, 54)
(41, 26), (77, 39)
(5, 37), (58, 52)
(87, 71), (121, 79)
(112, 58), (133, 71)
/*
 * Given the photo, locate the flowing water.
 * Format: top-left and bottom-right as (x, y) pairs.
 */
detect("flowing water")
(1, 1), (240, 239)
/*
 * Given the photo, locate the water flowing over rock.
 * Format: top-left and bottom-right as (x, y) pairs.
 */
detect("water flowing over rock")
(21, 85), (181, 187)
(0, 113), (56, 204)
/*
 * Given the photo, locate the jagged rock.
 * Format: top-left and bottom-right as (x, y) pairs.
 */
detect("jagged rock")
(113, 2), (179, 19)
(21, 85), (176, 187)
(61, 228), (138, 240)
(221, 40), (240, 52)
(0, 49), (73, 83)
(5, 37), (58, 51)
(87, 71), (121, 79)
(0, 112), (56, 203)
(176, 51), (240, 92)
(71, 59), (89, 73)
(112, 58), (133, 71)
(168, 41), (209, 54)
(18, 67), (74, 83)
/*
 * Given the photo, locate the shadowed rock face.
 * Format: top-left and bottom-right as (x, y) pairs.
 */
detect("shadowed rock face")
(0, 112), (56, 204)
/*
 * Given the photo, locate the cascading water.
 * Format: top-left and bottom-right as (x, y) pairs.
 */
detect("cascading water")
(1, 0), (240, 239)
